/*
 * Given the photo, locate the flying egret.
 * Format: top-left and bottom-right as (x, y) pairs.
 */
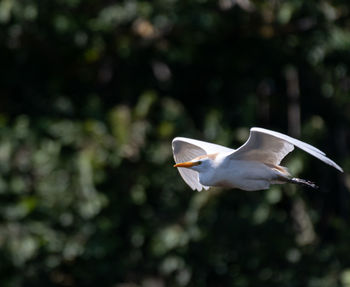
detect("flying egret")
(172, 127), (343, 191)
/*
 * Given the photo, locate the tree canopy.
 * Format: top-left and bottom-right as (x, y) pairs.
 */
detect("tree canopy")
(0, 0), (349, 286)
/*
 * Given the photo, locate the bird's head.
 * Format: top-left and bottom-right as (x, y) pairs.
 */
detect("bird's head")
(173, 154), (216, 172)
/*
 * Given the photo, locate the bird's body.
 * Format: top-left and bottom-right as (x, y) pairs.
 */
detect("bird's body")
(198, 158), (273, 190)
(202, 159), (284, 190)
(172, 127), (343, 191)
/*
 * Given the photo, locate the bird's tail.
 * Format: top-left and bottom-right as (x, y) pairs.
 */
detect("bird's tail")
(288, 177), (319, 189)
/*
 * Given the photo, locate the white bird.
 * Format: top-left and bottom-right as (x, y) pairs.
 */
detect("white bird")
(172, 127), (343, 191)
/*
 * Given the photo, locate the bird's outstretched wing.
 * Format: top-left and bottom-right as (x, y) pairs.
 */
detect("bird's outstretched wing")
(172, 137), (234, 191)
(230, 127), (343, 172)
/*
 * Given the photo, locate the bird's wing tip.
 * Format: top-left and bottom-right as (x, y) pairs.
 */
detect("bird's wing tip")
(336, 165), (344, 173)
(194, 185), (210, 192)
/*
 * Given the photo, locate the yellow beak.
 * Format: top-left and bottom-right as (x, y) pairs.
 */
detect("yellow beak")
(173, 161), (199, 168)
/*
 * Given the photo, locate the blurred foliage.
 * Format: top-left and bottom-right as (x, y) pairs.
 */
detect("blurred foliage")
(0, 0), (349, 286)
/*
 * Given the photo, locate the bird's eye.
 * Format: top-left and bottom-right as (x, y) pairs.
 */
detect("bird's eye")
(197, 161), (202, 165)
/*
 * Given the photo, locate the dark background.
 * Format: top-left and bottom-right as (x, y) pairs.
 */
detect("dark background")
(0, 0), (349, 286)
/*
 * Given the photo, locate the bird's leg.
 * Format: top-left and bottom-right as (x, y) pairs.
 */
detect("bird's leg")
(268, 164), (318, 189)
(288, 177), (319, 189)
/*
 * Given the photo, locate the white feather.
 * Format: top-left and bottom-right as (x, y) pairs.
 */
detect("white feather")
(172, 127), (343, 191)
(230, 127), (343, 172)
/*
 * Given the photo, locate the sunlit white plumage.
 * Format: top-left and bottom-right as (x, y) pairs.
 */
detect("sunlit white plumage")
(172, 127), (343, 191)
